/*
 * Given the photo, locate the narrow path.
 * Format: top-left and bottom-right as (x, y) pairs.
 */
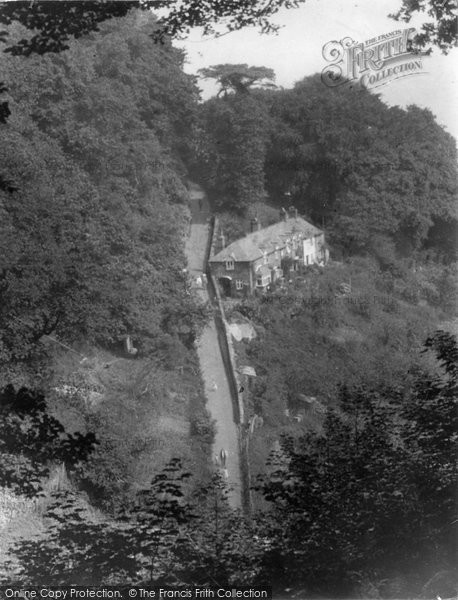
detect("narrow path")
(185, 183), (242, 509)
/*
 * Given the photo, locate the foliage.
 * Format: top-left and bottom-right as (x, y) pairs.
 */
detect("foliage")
(41, 349), (214, 512)
(177, 474), (264, 586)
(0, 0), (453, 57)
(4, 334), (456, 596)
(3, 463), (259, 587)
(199, 64), (276, 96)
(0, 1), (304, 56)
(263, 76), (457, 260)
(401, 329), (458, 563)
(0, 12), (206, 362)
(0, 0), (303, 127)
(196, 91), (271, 212)
(199, 71), (456, 257)
(0, 385), (97, 498)
(390, 0), (457, 53)
(2, 458), (193, 585)
(0, 0), (454, 129)
(256, 331), (458, 596)
(239, 258), (443, 420)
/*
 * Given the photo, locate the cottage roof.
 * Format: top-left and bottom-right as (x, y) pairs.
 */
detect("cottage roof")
(255, 264), (271, 277)
(210, 217), (322, 263)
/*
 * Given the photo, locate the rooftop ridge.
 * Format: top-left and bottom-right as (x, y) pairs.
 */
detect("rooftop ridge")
(210, 215), (322, 263)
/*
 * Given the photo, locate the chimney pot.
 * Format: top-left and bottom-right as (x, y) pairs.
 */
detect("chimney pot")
(250, 217), (259, 233)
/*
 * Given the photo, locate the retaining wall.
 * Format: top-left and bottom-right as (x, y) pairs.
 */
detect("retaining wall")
(205, 216), (252, 515)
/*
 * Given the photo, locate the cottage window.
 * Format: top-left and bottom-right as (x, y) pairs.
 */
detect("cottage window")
(236, 280), (244, 290)
(226, 259), (234, 270)
(256, 275), (271, 287)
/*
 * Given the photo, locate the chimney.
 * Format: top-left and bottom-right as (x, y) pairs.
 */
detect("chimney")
(288, 206), (297, 220)
(280, 207), (288, 222)
(250, 217), (261, 233)
(219, 232), (225, 250)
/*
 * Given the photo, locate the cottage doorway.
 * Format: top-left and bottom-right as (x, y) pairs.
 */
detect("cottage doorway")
(218, 276), (232, 297)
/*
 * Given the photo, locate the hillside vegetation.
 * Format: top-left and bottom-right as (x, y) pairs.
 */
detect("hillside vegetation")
(0, 10), (213, 537)
(196, 69), (457, 265)
(1, 12), (206, 371)
(193, 63), (457, 595)
(0, 8), (456, 598)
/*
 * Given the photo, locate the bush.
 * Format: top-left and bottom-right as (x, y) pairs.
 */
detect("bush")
(190, 412), (215, 446)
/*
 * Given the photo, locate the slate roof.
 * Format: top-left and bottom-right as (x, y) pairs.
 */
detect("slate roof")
(255, 264), (272, 277)
(210, 217), (322, 263)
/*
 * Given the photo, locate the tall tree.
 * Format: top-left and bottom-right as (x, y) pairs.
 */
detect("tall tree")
(3, 464), (260, 587)
(264, 74), (457, 259)
(0, 12), (207, 362)
(199, 64), (276, 96)
(257, 331), (458, 597)
(0, 385), (97, 498)
(198, 93), (271, 212)
(1, 0), (454, 129)
(0, 1), (454, 56)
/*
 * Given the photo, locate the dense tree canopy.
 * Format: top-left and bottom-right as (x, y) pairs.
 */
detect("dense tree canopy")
(256, 330), (458, 596)
(0, 0), (454, 125)
(194, 90), (271, 212)
(265, 76), (457, 259)
(0, 12), (207, 363)
(0, 2), (456, 596)
(3, 333), (456, 597)
(197, 70), (457, 261)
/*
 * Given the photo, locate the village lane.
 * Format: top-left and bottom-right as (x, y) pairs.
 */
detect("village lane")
(185, 183), (242, 509)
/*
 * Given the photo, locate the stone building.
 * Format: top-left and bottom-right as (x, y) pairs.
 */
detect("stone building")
(209, 207), (328, 297)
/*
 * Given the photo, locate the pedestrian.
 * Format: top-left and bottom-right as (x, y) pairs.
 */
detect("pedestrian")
(202, 272), (207, 286)
(196, 275), (202, 288)
(198, 198), (203, 211)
